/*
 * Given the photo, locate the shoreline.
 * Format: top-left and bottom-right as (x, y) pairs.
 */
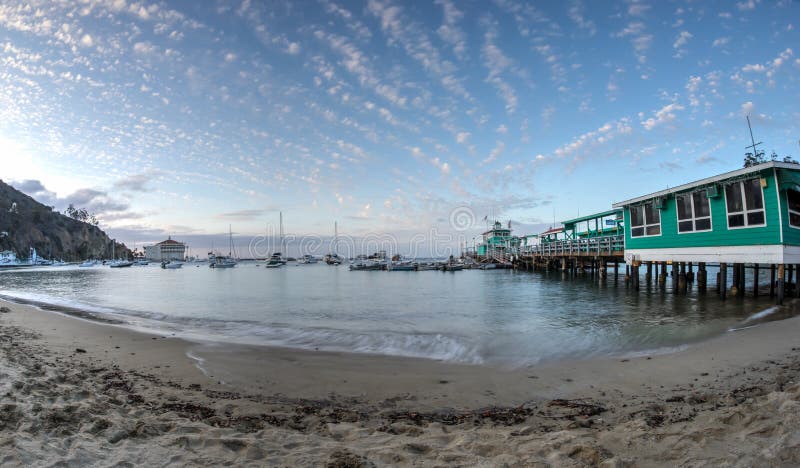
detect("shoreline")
(2, 298), (800, 464)
(0, 289), (784, 371)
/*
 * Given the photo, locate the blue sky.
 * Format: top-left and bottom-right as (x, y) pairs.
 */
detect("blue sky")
(1, 0), (799, 254)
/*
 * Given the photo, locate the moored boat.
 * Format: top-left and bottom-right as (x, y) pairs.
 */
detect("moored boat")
(210, 226), (238, 268)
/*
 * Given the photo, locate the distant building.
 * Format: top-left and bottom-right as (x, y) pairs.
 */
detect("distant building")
(144, 237), (186, 261)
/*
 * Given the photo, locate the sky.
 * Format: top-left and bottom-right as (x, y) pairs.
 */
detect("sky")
(1, 0), (799, 256)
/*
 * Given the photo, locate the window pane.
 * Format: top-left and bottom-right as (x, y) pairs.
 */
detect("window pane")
(788, 190), (800, 213)
(644, 203), (660, 224)
(692, 191), (710, 218)
(729, 214), (745, 227)
(631, 227), (644, 237)
(678, 220), (694, 232)
(630, 206), (643, 227)
(747, 211), (765, 225)
(726, 183), (743, 213)
(646, 225), (661, 235)
(695, 218), (711, 231)
(676, 195), (692, 220)
(743, 179), (764, 210)
(790, 212), (800, 227)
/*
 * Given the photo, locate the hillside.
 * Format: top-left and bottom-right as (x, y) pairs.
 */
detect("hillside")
(0, 180), (130, 261)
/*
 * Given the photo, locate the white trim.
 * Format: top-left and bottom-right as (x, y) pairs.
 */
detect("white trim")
(675, 190), (712, 234)
(723, 178), (766, 230)
(625, 245), (800, 264)
(612, 161), (800, 208)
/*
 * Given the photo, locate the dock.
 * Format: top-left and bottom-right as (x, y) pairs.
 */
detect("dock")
(473, 162), (800, 305)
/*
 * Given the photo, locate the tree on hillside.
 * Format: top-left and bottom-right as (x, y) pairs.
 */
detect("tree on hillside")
(65, 204), (99, 226)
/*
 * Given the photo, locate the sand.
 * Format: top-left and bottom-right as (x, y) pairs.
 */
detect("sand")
(2, 297), (800, 466)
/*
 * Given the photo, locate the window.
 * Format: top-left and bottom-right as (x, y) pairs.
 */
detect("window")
(788, 190), (800, 227)
(725, 178), (765, 228)
(676, 191), (712, 233)
(630, 202), (661, 237)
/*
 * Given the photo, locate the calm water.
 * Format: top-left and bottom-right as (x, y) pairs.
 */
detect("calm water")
(0, 263), (775, 367)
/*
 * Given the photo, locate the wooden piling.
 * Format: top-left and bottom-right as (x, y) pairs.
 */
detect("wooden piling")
(672, 262), (679, 293)
(678, 262), (688, 293)
(687, 262), (694, 282)
(797, 264), (800, 298)
(719, 262), (727, 300)
(659, 262), (667, 286)
(777, 264), (785, 305)
(790, 265), (795, 295)
(753, 264), (759, 297)
(697, 262), (707, 292)
(645, 261), (652, 283)
(770, 264), (776, 297)
(737, 263), (745, 298)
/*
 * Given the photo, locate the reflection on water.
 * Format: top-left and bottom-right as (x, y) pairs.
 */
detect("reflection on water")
(0, 263), (776, 366)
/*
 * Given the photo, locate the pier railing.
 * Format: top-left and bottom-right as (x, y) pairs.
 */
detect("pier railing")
(520, 235), (624, 257)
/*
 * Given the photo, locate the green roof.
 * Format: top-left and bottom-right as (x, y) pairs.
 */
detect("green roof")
(561, 208), (622, 226)
(612, 161), (800, 208)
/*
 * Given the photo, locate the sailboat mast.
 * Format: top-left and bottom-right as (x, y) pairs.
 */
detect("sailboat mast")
(279, 211), (284, 255)
(334, 221), (338, 254)
(228, 225), (232, 257)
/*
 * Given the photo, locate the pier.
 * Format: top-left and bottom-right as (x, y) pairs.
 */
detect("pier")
(475, 162), (800, 305)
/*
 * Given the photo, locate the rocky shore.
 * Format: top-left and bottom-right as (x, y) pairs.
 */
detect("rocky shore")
(1, 299), (800, 466)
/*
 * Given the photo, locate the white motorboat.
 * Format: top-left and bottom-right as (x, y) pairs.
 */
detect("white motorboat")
(109, 260), (134, 268)
(265, 253), (283, 268)
(161, 261), (183, 269)
(79, 260), (98, 268)
(297, 254), (318, 264)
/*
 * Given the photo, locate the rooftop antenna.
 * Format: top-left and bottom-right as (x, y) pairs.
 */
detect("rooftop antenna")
(745, 115), (763, 159)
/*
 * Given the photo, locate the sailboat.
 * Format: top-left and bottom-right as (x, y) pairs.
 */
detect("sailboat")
(265, 212), (285, 268)
(108, 241), (133, 268)
(324, 221), (343, 265)
(210, 226), (237, 268)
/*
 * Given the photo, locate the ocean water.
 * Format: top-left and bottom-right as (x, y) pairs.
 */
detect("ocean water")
(0, 262), (777, 367)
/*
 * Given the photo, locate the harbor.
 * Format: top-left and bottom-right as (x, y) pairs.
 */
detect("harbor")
(1, 0), (799, 465)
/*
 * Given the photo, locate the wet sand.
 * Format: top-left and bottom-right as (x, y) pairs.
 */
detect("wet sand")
(1, 298), (800, 466)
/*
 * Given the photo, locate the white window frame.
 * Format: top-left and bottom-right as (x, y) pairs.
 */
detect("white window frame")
(787, 189), (800, 229)
(724, 178), (766, 229)
(629, 202), (661, 238)
(675, 190), (713, 234)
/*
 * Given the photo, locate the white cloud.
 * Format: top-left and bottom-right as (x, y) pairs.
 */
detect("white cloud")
(568, 0), (596, 36)
(712, 37), (730, 48)
(673, 31), (693, 49)
(737, 0), (758, 11)
(482, 141), (505, 166)
(641, 103), (685, 130)
(79, 34), (93, 47)
(133, 41), (157, 55)
(456, 132), (470, 143)
(742, 63), (766, 73)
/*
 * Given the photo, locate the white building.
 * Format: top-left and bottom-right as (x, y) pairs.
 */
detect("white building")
(144, 237), (186, 261)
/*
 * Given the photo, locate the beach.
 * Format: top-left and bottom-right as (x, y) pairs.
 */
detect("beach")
(2, 298), (800, 466)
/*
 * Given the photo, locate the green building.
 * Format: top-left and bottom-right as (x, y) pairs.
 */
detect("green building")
(612, 161), (800, 265)
(476, 221), (520, 259)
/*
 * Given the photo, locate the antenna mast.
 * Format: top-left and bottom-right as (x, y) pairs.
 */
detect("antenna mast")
(745, 115), (763, 159)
